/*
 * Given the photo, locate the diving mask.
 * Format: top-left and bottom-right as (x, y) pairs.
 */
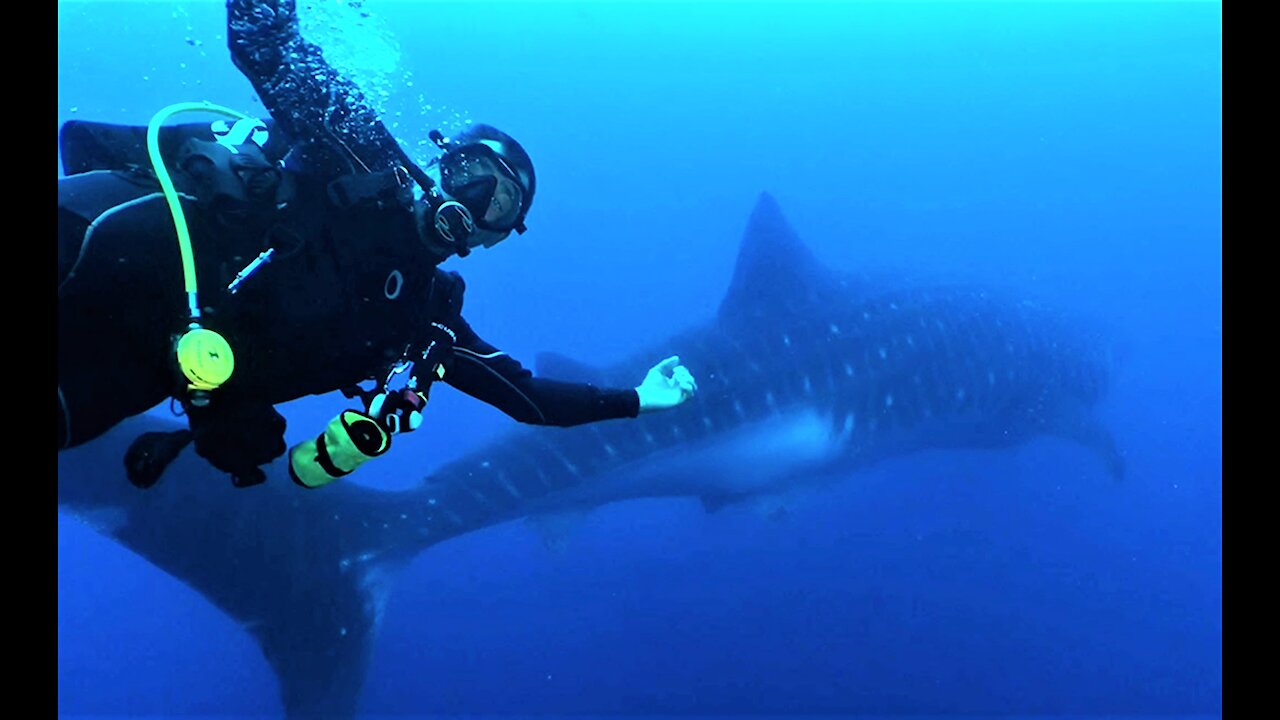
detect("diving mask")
(438, 143), (526, 233)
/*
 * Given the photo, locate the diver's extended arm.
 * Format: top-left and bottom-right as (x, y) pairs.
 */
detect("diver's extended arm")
(421, 271), (691, 425)
(419, 270), (638, 426)
(226, 0), (411, 174)
(444, 317), (641, 427)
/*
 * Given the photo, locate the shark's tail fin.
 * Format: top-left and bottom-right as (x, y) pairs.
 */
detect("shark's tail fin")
(59, 414), (444, 719)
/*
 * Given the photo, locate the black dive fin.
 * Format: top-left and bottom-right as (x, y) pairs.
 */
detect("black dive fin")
(124, 430), (194, 489)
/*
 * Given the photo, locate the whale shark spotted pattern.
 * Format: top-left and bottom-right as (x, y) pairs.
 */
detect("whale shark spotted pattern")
(58, 192), (1122, 718)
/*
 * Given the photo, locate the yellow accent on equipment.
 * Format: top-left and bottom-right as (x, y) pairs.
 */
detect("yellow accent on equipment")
(175, 326), (236, 392)
(289, 411), (392, 489)
(146, 101), (259, 396)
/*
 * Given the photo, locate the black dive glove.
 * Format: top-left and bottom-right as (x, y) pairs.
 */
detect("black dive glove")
(187, 398), (287, 487)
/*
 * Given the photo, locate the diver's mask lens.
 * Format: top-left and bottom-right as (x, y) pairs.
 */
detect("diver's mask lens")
(439, 145), (524, 232)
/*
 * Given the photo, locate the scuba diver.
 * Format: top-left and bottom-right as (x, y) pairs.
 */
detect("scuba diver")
(57, 0), (697, 489)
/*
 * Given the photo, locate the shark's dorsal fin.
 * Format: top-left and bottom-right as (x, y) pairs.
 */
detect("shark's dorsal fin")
(717, 192), (840, 327)
(536, 351), (610, 385)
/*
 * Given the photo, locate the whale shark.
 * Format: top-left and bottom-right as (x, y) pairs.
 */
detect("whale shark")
(57, 192), (1123, 718)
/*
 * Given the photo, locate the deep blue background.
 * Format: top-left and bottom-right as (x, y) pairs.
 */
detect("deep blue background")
(58, 1), (1221, 717)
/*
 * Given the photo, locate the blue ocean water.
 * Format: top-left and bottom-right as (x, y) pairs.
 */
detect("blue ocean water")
(57, 1), (1221, 718)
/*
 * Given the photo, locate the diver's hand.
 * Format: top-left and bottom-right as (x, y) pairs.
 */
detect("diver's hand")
(635, 355), (698, 413)
(188, 399), (286, 488)
(367, 388), (427, 435)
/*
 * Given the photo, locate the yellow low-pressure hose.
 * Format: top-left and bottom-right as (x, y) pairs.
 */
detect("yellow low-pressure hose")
(146, 101), (257, 398)
(145, 100), (256, 320)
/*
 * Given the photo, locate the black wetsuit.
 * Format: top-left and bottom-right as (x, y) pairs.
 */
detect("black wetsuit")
(227, 0), (419, 180)
(57, 0), (639, 480)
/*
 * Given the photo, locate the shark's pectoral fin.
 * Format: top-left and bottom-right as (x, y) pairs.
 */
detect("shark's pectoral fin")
(698, 491), (798, 521)
(1050, 413), (1126, 483)
(699, 493), (748, 514)
(526, 509), (592, 553)
(747, 491), (803, 522)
